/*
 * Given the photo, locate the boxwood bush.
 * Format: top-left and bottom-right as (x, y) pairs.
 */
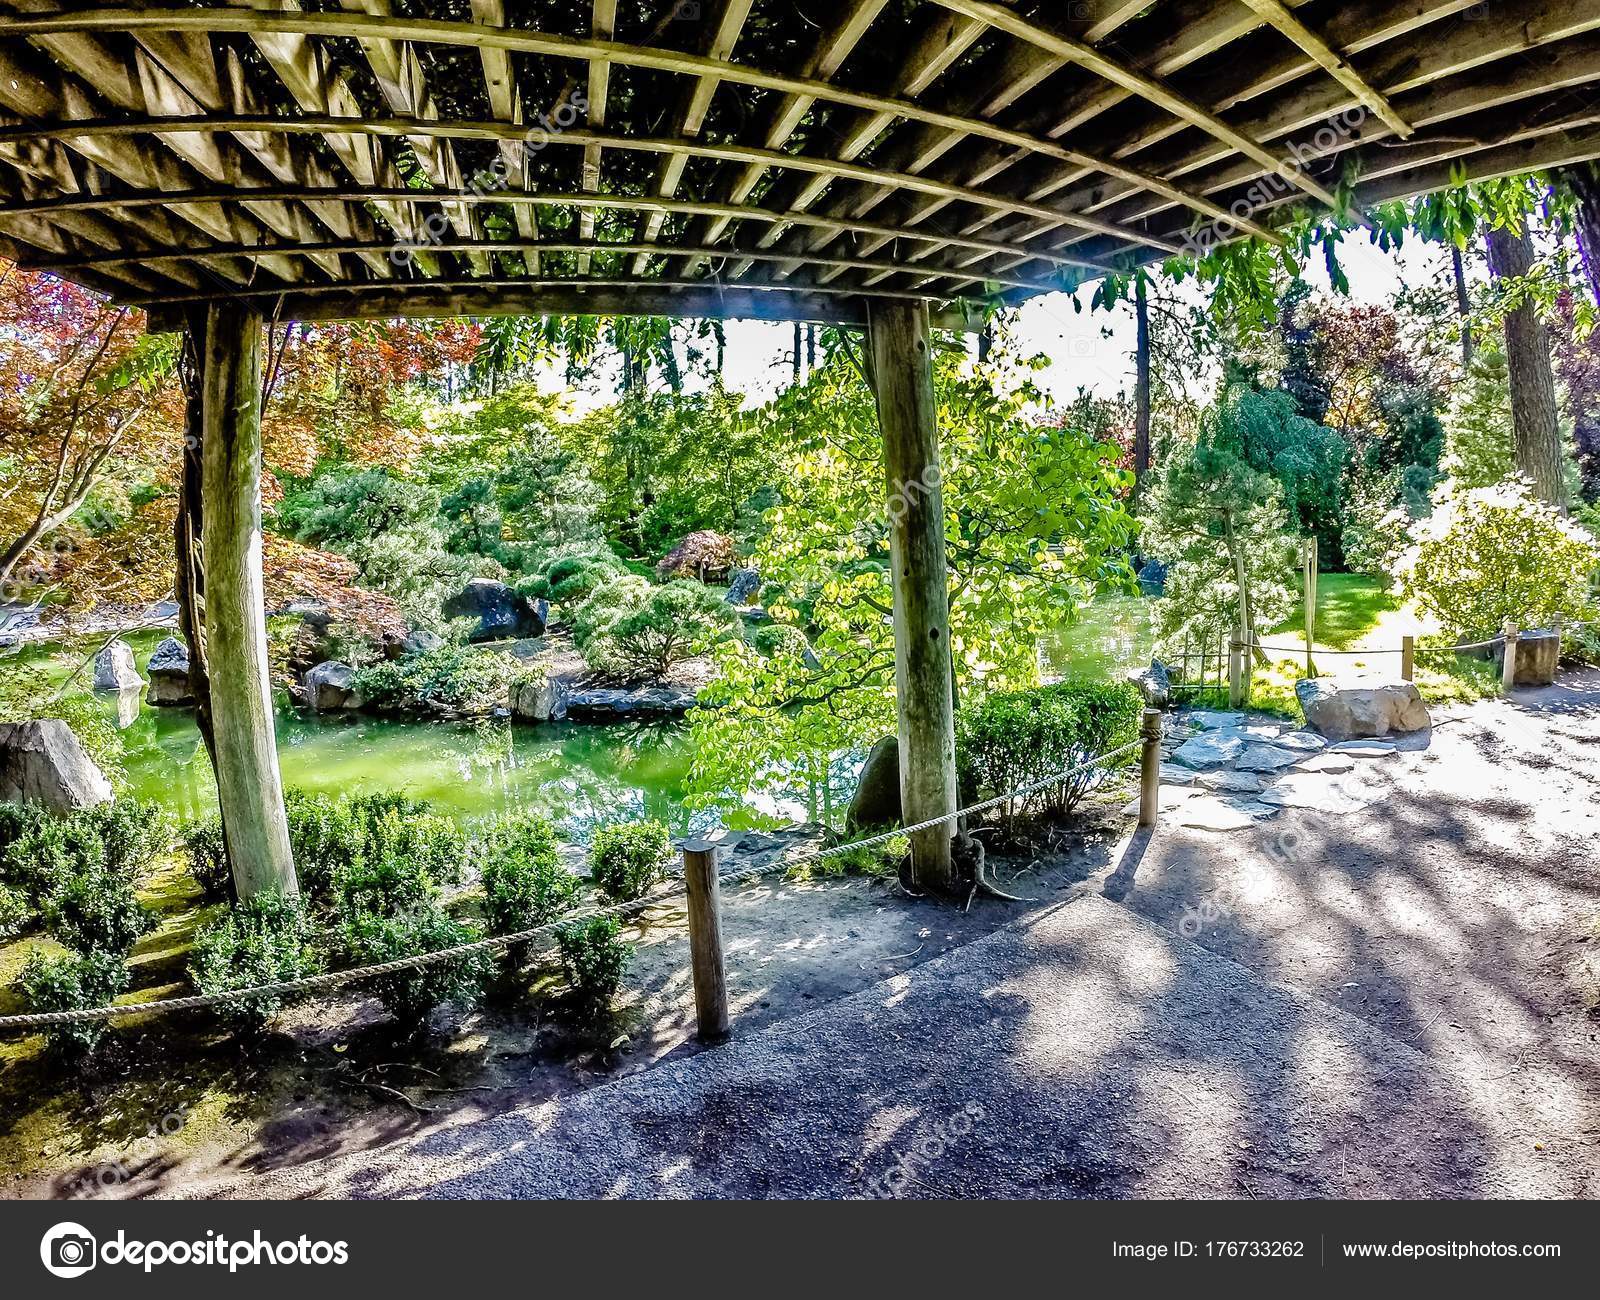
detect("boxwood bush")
(339, 906), (490, 1035)
(477, 812), (579, 970)
(182, 815), (231, 897)
(188, 891), (322, 1034)
(41, 865), (153, 957)
(18, 949), (131, 1059)
(588, 820), (671, 902)
(956, 678), (1143, 827)
(555, 915), (632, 1031)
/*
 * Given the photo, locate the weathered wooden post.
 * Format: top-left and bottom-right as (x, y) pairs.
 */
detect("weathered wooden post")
(1228, 636), (1247, 708)
(1501, 621), (1520, 693)
(681, 839), (730, 1042)
(865, 299), (957, 892)
(201, 303), (298, 900)
(1138, 708), (1163, 828)
(1303, 535), (1318, 678)
(1401, 634), (1415, 682)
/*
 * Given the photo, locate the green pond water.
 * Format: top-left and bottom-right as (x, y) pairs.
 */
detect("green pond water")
(6, 597), (1154, 835)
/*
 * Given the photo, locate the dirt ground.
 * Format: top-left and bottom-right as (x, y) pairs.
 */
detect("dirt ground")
(0, 795), (1126, 1199)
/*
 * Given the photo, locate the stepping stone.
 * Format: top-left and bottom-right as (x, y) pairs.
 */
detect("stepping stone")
(1159, 763), (1198, 786)
(1256, 772), (1389, 812)
(1275, 730), (1327, 752)
(1198, 769), (1264, 794)
(1174, 795), (1260, 831)
(1235, 743), (1301, 773)
(1329, 740), (1397, 756)
(1297, 753), (1354, 774)
(1171, 732), (1247, 769)
(1186, 710), (1245, 730)
(1227, 799), (1281, 821)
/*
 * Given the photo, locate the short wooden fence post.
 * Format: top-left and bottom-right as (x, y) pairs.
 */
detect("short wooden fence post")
(1139, 708), (1163, 828)
(1401, 634), (1415, 683)
(682, 840), (730, 1042)
(1228, 637), (1247, 709)
(1501, 622), (1520, 693)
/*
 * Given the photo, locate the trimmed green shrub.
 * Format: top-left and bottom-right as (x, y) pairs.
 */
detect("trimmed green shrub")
(1399, 479), (1600, 641)
(1, 811), (105, 900)
(0, 881), (31, 942)
(588, 820), (671, 902)
(957, 678), (1143, 827)
(78, 799), (170, 878)
(478, 812), (579, 968)
(555, 915), (632, 1030)
(182, 815), (230, 897)
(283, 789), (464, 901)
(339, 906), (489, 1034)
(18, 949), (130, 1059)
(188, 891), (322, 1034)
(574, 578), (737, 681)
(42, 865), (153, 957)
(332, 840), (438, 922)
(517, 548), (628, 609)
(0, 801), (46, 874)
(351, 639), (514, 717)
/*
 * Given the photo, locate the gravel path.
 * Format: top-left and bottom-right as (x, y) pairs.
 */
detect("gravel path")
(178, 671), (1600, 1200)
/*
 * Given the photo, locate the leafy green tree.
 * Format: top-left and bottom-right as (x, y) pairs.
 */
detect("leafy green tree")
(688, 344), (1133, 809)
(574, 579), (739, 681)
(1142, 387), (1299, 658)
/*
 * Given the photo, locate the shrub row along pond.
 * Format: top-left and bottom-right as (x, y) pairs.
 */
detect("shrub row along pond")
(0, 794), (677, 1059)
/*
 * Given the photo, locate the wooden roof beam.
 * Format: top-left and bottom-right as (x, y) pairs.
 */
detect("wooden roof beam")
(578, 0), (617, 273)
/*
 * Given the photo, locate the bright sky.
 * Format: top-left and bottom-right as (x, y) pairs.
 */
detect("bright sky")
(547, 234), (1458, 415)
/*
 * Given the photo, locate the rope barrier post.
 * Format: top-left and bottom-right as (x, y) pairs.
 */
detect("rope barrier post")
(681, 839), (730, 1043)
(1401, 634), (1415, 682)
(1138, 708), (1163, 828)
(1501, 622), (1520, 693)
(1303, 535), (1317, 679)
(1228, 637), (1247, 709)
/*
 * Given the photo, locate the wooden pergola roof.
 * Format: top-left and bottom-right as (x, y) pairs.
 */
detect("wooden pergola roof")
(1, 0), (1598, 331)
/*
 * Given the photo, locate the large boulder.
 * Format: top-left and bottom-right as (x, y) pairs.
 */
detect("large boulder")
(444, 579), (547, 642)
(657, 530), (735, 582)
(510, 673), (566, 723)
(92, 638), (142, 692)
(562, 685), (698, 720)
(1295, 676), (1430, 741)
(306, 661), (364, 712)
(725, 567), (762, 605)
(1126, 659), (1171, 708)
(0, 720), (113, 812)
(1496, 628), (1561, 686)
(146, 636), (195, 706)
(845, 736), (901, 833)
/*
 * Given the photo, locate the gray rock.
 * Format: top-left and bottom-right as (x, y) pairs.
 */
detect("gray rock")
(1158, 763), (1198, 786)
(0, 719), (113, 812)
(1198, 769), (1264, 794)
(151, 599), (180, 620)
(1136, 558), (1167, 597)
(146, 636), (195, 706)
(1296, 753), (1355, 774)
(1187, 710), (1245, 730)
(444, 579), (547, 642)
(1235, 743), (1301, 773)
(92, 639), (142, 692)
(1498, 628), (1560, 686)
(510, 674), (566, 723)
(1275, 730), (1327, 752)
(111, 687), (142, 730)
(846, 736), (900, 833)
(725, 568), (762, 605)
(1295, 676), (1430, 740)
(563, 685), (697, 720)
(1328, 739), (1397, 756)
(1119, 785), (1197, 818)
(1171, 731), (1247, 769)
(402, 628), (443, 657)
(1174, 795), (1259, 831)
(1127, 660), (1171, 708)
(306, 661), (364, 711)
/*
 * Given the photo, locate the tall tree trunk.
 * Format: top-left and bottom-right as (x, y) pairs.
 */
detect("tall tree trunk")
(1451, 245), (1474, 370)
(1133, 274), (1152, 482)
(1485, 222), (1568, 510)
(1563, 162), (1600, 308)
(792, 321), (803, 380)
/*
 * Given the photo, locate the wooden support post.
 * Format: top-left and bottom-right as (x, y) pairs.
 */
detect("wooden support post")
(1138, 708), (1162, 828)
(682, 841), (730, 1042)
(201, 302), (298, 901)
(1303, 536), (1318, 679)
(1501, 622), (1520, 693)
(1401, 634), (1415, 683)
(866, 299), (956, 893)
(1228, 637), (1247, 709)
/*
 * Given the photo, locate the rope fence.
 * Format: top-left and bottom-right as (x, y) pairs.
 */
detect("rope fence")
(0, 738), (1147, 1033)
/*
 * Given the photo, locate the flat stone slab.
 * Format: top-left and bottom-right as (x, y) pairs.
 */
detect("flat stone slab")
(1174, 795), (1262, 831)
(1185, 710), (1245, 730)
(1234, 743), (1301, 773)
(1296, 753), (1355, 774)
(1158, 763), (1198, 786)
(1170, 732), (1247, 769)
(1119, 786), (1197, 818)
(1197, 769), (1264, 794)
(1329, 740), (1397, 756)
(1275, 730), (1327, 752)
